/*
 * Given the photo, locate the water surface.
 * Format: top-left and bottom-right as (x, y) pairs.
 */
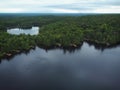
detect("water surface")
(0, 42), (120, 90)
(7, 27), (39, 35)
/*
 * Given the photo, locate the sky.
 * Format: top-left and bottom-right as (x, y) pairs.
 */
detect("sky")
(0, 0), (120, 13)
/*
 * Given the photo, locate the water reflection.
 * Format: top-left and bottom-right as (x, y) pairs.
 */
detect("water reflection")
(7, 27), (39, 35)
(43, 45), (83, 54)
(0, 42), (120, 90)
(86, 41), (120, 51)
(0, 42), (120, 62)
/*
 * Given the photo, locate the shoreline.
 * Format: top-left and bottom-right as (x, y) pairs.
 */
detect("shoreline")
(1, 41), (120, 60)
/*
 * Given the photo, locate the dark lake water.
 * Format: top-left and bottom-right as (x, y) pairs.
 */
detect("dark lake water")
(7, 27), (39, 35)
(0, 42), (120, 90)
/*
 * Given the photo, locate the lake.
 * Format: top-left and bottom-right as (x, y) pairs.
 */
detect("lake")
(7, 27), (39, 35)
(0, 42), (120, 90)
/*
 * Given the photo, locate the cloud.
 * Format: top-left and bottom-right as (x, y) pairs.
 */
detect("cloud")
(92, 6), (120, 13)
(0, 8), (23, 13)
(0, 0), (120, 13)
(51, 8), (80, 13)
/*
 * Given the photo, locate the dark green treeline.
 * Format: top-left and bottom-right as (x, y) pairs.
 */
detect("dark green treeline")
(0, 14), (120, 58)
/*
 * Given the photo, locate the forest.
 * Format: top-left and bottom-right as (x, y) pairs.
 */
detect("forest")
(0, 14), (120, 58)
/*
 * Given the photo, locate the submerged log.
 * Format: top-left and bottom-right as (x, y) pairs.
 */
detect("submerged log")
(70, 44), (77, 47)
(56, 43), (61, 47)
(106, 43), (110, 46)
(15, 50), (20, 53)
(6, 53), (12, 57)
(12, 50), (20, 53)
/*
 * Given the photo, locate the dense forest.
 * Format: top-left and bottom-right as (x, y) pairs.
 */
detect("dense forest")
(0, 14), (120, 58)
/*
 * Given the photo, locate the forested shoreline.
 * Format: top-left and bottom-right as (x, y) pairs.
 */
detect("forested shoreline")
(0, 14), (120, 59)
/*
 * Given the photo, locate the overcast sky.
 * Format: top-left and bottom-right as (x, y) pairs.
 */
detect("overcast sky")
(0, 0), (120, 13)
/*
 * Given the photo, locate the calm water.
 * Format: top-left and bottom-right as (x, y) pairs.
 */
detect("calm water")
(0, 42), (120, 90)
(7, 27), (39, 35)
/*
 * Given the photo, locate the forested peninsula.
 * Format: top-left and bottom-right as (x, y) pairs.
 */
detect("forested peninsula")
(0, 14), (120, 58)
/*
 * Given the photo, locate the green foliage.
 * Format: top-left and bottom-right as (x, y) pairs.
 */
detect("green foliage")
(0, 32), (36, 58)
(0, 14), (120, 58)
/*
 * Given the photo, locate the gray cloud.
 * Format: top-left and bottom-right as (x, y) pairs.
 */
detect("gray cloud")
(0, 0), (120, 13)
(45, 0), (120, 11)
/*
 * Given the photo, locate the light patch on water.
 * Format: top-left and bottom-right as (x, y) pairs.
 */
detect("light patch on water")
(7, 27), (39, 35)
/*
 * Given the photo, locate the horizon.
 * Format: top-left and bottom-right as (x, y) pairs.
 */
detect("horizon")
(0, 13), (120, 14)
